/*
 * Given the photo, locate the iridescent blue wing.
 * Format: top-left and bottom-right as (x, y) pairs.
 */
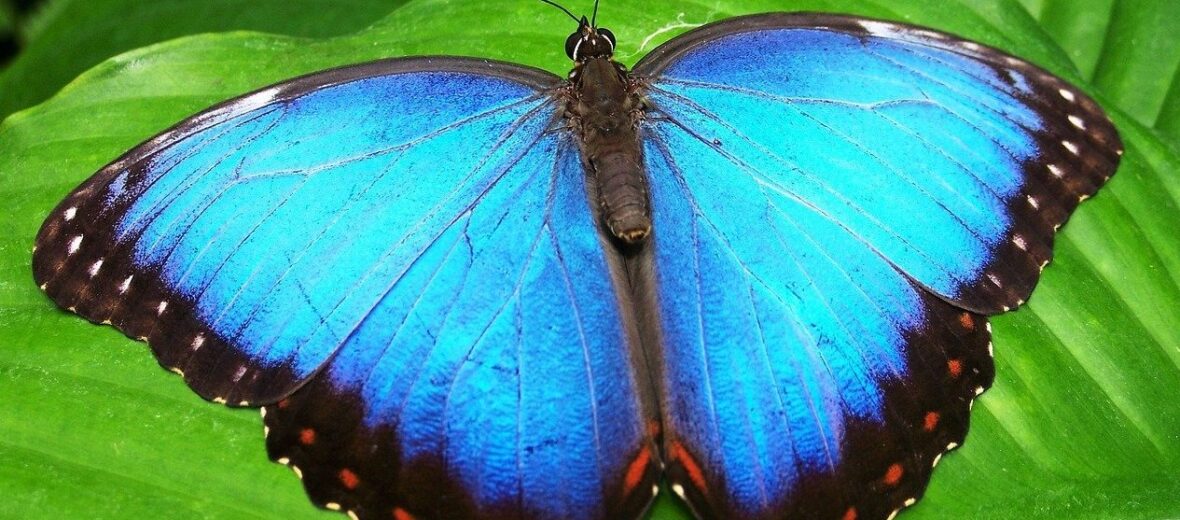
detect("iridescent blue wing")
(32, 60), (659, 519)
(631, 13), (1121, 519)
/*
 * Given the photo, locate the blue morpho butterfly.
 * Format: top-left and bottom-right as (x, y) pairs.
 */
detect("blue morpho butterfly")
(31, 1), (1121, 519)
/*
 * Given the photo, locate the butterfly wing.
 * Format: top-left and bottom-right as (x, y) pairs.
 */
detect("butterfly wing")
(33, 59), (659, 519)
(631, 13), (1120, 519)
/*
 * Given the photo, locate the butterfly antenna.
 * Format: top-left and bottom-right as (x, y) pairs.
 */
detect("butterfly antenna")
(591, 0), (600, 26)
(539, 0), (580, 24)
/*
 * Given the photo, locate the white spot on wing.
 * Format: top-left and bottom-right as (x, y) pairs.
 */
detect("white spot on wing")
(191, 333), (205, 351)
(118, 275), (133, 294)
(671, 483), (686, 499)
(278, 457), (291, 465)
(932, 453), (943, 467)
(947, 442), (960, 450)
(1063, 140), (1079, 155)
(1059, 88), (1076, 102)
(1013, 235), (1028, 251)
(232, 366), (247, 382)
(157, 301), (168, 315)
(975, 386), (985, 396)
(88, 259), (103, 277)
(326, 502), (341, 511)
(1048, 163), (1064, 177)
(858, 20), (898, 37)
(292, 465), (304, 479)
(64, 207), (77, 221)
(1026, 195), (1040, 209)
(238, 87), (281, 113)
(1068, 114), (1086, 129)
(904, 498), (917, 507)
(68, 235), (83, 255)
(652, 484), (660, 496)
(213, 397), (227, 404)
(987, 273), (1003, 287)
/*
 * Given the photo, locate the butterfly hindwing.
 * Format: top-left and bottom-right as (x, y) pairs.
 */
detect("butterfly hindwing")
(639, 133), (994, 519)
(262, 136), (659, 519)
(33, 58), (659, 519)
(632, 13), (1119, 519)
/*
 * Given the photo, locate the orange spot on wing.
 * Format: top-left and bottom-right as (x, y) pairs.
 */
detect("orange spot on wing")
(277, 398), (290, 409)
(299, 428), (316, 445)
(947, 359), (963, 378)
(624, 447), (652, 492)
(883, 463), (904, 486)
(393, 508), (415, 520)
(338, 468), (360, 490)
(842, 506), (858, 520)
(924, 411), (940, 432)
(959, 312), (974, 329)
(668, 440), (707, 494)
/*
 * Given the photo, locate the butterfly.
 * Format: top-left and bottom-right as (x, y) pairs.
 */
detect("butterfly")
(31, 2), (1121, 519)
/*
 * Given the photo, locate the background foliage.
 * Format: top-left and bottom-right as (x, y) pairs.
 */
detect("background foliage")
(1, 0), (1177, 518)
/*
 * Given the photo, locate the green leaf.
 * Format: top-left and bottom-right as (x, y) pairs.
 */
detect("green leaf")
(1, 0), (1177, 519)
(1021, 0), (1180, 147)
(0, 0), (404, 121)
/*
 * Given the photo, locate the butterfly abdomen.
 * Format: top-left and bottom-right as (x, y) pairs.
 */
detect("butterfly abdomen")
(571, 57), (651, 245)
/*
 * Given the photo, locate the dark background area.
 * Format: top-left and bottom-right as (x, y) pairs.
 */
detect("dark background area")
(0, 0), (39, 66)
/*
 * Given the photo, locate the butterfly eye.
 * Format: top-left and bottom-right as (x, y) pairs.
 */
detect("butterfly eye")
(565, 31), (581, 60)
(598, 28), (616, 50)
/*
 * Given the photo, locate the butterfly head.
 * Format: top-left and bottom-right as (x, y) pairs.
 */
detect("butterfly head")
(565, 16), (616, 62)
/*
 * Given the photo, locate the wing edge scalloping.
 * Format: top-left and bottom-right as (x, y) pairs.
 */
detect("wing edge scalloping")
(645, 236), (998, 519)
(652, 256), (996, 519)
(31, 56), (565, 406)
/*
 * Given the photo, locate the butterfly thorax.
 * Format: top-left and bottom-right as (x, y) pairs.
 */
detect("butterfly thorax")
(567, 37), (651, 245)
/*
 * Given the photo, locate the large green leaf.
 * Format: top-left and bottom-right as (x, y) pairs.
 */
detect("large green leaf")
(1, 0), (1177, 519)
(0, 0), (403, 121)
(1019, 0), (1180, 147)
